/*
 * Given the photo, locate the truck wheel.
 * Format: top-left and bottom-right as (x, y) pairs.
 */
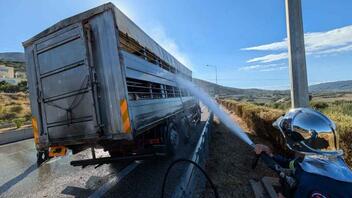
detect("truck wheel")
(165, 122), (180, 156)
(195, 105), (202, 124)
(178, 117), (190, 144)
(108, 150), (122, 158)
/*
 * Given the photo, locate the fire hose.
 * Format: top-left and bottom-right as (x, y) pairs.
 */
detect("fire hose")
(161, 158), (219, 198)
(252, 152), (297, 196)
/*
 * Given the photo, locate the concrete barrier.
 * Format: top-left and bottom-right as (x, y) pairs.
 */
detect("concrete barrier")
(0, 128), (33, 145)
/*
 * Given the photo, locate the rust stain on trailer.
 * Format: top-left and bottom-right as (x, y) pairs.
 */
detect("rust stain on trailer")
(120, 99), (132, 133)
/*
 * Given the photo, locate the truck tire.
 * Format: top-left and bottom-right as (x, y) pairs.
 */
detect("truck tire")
(165, 122), (180, 156)
(195, 105), (202, 124)
(108, 150), (122, 158)
(178, 117), (190, 144)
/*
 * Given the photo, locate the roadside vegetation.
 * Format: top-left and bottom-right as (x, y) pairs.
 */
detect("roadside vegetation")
(0, 59), (29, 130)
(0, 92), (31, 130)
(0, 60), (26, 72)
(220, 97), (352, 166)
(0, 81), (28, 93)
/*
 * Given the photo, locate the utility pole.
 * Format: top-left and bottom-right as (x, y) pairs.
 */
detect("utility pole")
(205, 64), (218, 84)
(285, 0), (309, 108)
(206, 64), (218, 96)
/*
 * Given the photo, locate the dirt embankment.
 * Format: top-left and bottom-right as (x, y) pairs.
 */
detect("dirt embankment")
(204, 109), (275, 198)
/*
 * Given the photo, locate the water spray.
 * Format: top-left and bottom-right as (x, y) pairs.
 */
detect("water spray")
(175, 76), (255, 148)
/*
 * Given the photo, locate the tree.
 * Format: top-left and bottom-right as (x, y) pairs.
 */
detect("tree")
(0, 80), (28, 93)
(17, 81), (28, 92)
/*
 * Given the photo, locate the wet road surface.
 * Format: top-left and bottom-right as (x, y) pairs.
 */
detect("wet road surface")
(0, 109), (209, 198)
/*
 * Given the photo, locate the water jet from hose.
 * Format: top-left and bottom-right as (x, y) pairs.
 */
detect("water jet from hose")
(175, 76), (254, 147)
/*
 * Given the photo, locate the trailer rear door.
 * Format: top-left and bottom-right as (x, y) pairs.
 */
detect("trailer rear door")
(32, 23), (100, 144)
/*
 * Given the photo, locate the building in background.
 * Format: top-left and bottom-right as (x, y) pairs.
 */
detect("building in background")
(0, 65), (14, 79)
(0, 65), (26, 85)
(15, 71), (26, 80)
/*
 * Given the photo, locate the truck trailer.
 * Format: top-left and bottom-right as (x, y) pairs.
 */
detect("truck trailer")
(23, 3), (201, 166)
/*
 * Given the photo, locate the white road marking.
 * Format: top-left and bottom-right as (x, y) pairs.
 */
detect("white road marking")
(88, 162), (139, 198)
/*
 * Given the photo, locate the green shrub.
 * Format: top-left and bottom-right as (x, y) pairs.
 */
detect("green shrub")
(5, 101), (17, 106)
(311, 101), (329, 109)
(9, 105), (23, 113)
(0, 112), (16, 120)
(13, 118), (25, 128)
(0, 81), (28, 93)
(266, 102), (290, 110)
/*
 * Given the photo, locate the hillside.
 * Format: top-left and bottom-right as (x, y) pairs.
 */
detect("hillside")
(0, 52), (26, 72)
(309, 80), (352, 93)
(0, 60), (26, 72)
(193, 78), (286, 96)
(0, 52), (24, 62)
(193, 78), (352, 96)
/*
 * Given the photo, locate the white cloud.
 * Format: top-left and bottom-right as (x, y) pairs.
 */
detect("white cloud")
(305, 26), (352, 52)
(315, 44), (352, 55)
(247, 52), (288, 63)
(239, 63), (285, 71)
(239, 63), (287, 72)
(242, 25), (352, 63)
(242, 39), (287, 51)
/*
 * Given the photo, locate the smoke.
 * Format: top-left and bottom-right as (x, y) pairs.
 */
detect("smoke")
(175, 76), (254, 147)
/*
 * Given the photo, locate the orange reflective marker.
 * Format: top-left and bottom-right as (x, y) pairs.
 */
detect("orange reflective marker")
(120, 99), (132, 133)
(31, 117), (39, 144)
(49, 146), (67, 157)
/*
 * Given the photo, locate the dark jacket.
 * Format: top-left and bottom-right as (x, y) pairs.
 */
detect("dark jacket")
(273, 155), (352, 198)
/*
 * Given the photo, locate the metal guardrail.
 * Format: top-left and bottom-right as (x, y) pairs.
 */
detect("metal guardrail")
(172, 113), (214, 198)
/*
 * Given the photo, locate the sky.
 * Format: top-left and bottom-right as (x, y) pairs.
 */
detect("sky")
(0, 0), (352, 90)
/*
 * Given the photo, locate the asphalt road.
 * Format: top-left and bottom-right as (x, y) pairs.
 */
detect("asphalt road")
(0, 108), (209, 198)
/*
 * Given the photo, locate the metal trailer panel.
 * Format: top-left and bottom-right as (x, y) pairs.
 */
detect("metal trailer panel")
(28, 23), (100, 145)
(23, 3), (192, 78)
(23, 3), (195, 147)
(113, 6), (192, 76)
(88, 10), (131, 140)
(121, 50), (196, 132)
(122, 50), (175, 86)
(25, 45), (48, 148)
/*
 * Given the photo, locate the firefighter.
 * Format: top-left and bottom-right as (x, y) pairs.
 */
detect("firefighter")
(255, 108), (352, 198)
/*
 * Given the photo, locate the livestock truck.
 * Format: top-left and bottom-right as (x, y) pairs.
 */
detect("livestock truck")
(23, 3), (201, 166)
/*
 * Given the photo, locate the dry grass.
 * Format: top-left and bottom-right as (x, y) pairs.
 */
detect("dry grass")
(324, 112), (352, 165)
(204, 117), (275, 198)
(220, 99), (352, 166)
(220, 100), (292, 155)
(0, 92), (31, 129)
